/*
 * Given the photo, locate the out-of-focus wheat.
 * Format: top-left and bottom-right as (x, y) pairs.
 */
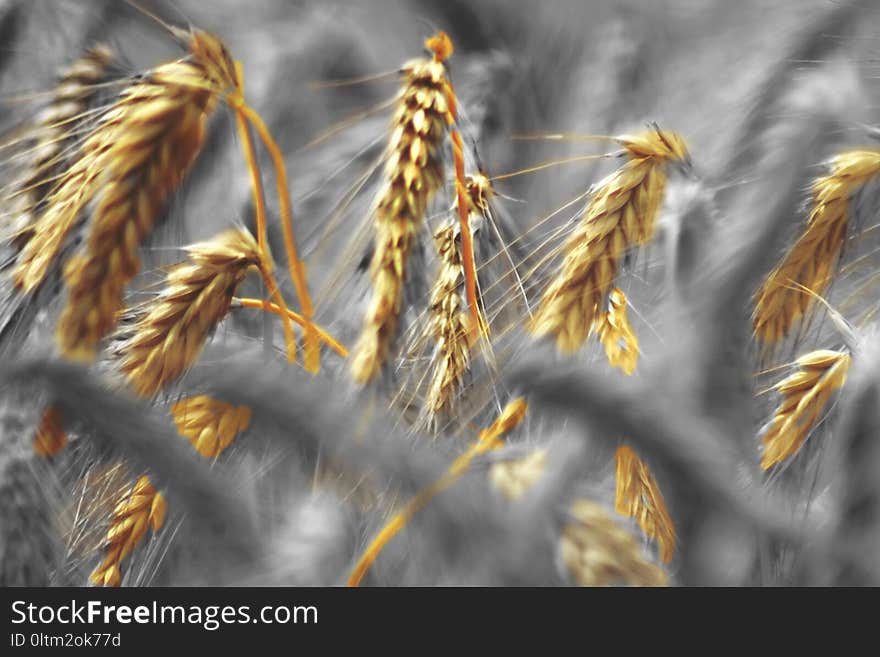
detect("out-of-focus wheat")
(33, 406), (66, 457)
(4, 44), (113, 253)
(90, 474), (166, 587)
(595, 287), (638, 374)
(489, 449), (546, 500)
(615, 445), (675, 563)
(760, 349), (851, 469)
(115, 228), (264, 398)
(754, 150), (880, 343)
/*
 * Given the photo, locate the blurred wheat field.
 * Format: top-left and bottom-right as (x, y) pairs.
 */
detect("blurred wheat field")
(1, 0), (880, 587)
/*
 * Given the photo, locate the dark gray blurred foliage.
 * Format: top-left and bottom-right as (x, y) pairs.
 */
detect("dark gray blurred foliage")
(1, 0), (880, 586)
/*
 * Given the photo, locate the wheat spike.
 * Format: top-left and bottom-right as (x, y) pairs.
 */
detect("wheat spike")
(760, 349), (851, 469)
(51, 37), (239, 360)
(90, 474), (166, 587)
(595, 287), (638, 374)
(425, 224), (473, 416)
(561, 499), (667, 587)
(116, 228), (263, 398)
(5, 44), (113, 253)
(350, 33), (455, 384)
(529, 126), (689, 353)
(615, 445), (676, 563)
(33, 406), (67, 457)
(489, 449), (546, 500)
(753, 150), (880, 343)
(171, 395), (252, 459)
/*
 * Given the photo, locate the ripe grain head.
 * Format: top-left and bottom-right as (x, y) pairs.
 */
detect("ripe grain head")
(115, 228), (263, 399)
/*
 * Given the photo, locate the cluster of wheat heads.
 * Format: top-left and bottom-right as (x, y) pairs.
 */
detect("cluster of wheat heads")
(3, 1), (880, 588)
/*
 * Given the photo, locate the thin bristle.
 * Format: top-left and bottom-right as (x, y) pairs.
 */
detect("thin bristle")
(115, 228), (263, 399)
(425, 224), (472, 417)
(90, 474), (166, 587)
(350, 46), (452, 384)
(760, 349), (851, 469)
(171, 395), (252, 459)
(595, 287), (638, 375)
(615, 445), (676, 563)
(529, 127), (688, 353)
(753, 150), (880, 343)
(561, 499), (668, 587)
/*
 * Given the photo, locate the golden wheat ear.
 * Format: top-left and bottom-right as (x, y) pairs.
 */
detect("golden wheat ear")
(529, 126), (690, 354)
(90, 474), (166, 587)
(760, 349), (851, 470)
(347, 397), (527, 586)
(424, 223), (473, 419)
(0, 44), (115, 354)
(349, 37), (453, 385)
(170, 395), (251, 459)
(615, 445), (676, 563)
(753, 150), (880, 345)
(114, 228), (271, 399)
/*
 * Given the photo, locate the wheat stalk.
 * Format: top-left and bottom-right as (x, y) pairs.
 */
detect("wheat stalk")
(753, 150), (880, 343)
(561, 499), (667, 587)
(33, 405), (67, 457)
(347, 398), (528, 586)
(760, 348), (851, 469)
(425, 224), (473, 416)
(615, 445), (675, 563)
(529, 126), (689, 353)
(170, 395), (251, 459)
(50, 35), (238, 361)
(5, 44), (113, 253)
(90, 474), (166, 587)
(115, 228), (265, 398)
(595, 287), (638, 374)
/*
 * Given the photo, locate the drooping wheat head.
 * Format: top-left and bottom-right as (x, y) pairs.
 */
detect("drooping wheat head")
(4, 44), (113, 254)
(595, 287), (638, 374)
(170, 395), (252, 459)
(90, 474), (166, 587)
(753, 150), (880, 344)
(615, 445), (675, 563)
(115, 228), (264, 398)
(529, 126), (690, 353)
(561, 499), (667, 587)
(33, 405), (67, 457)
(760, 348), (851, 470)
(425, 224), (472, 417)
(52, 32), (238, 361)
(350, 32), (458, 385)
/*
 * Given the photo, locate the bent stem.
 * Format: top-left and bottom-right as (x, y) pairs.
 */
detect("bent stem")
(239, 104), (321, 373)
(230, 62), (321, 373)
(347, 399), (527, 586)
(234, 297), (348, 358)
